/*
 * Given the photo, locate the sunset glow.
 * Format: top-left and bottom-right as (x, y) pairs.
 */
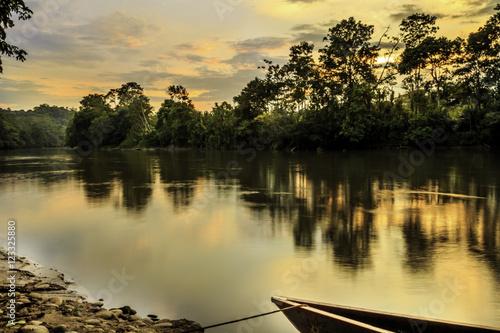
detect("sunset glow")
(0, 0), (497, 111)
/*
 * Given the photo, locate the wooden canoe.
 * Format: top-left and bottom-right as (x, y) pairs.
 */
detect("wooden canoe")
(271, 296), (500, 333)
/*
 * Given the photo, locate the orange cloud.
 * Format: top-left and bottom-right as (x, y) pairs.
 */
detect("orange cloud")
(0, 103), (18, 108)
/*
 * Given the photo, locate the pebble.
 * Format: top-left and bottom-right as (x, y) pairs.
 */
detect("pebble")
(110, 309), (123, 316)
(0, 250), (202, 333)
(50, 325), (69, 333)
(29, 293), (43, 300)
(96, 310), (115, 320)
(19, 326), (50, 333)
(120, 305), (136, 315)
(35, 283), (50, 289)
(128, 314), (142, 322)
(47, 297), (63, 306)
(153, 322), (173, 328)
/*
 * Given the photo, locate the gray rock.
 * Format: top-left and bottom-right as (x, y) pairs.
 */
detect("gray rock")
(19, 326), (50, 333)
(153, 322), (173, 328)
(84, 318), (101, 325)
(96, 310), (115, 320)
(110, 309), (123, 316)
(18, 307), (30, 315)
(128, 314), (142, 321)
(47, 297), (63, 306)
(119, 305), (136, 315)
(29, 292), (43, 300)
(28, 320), (43, 325)
(35, 283), (50, 289)
(91, 301), (104, 307)
(50, 325), (68, 333)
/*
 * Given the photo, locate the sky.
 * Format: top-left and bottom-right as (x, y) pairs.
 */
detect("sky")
(0, 0), (498, 112)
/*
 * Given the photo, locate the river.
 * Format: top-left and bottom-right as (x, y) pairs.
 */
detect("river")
(0, 148), (499, 332)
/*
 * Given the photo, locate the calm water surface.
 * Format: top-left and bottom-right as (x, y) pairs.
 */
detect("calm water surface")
(1, 148), (499, 332)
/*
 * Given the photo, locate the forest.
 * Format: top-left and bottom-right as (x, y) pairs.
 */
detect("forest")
(3, 8), (500, 151)
(0, 105), (75, 149)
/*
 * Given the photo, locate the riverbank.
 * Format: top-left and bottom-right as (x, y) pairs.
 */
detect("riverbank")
(0, 249), (202, 333)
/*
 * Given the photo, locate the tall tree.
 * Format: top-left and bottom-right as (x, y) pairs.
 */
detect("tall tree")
(65, 94), (112, 148)
(233, 77), (273, 121)
(319, 17), (379, 106)
(420, 36), (461, 107)
(106, 82), (153, 134)
(455, 5), (500, 114)
(156, 98), (198, 147)
(279, 42), (318, 110)
(398, 13), (439, 113)
(0, 0), (32, 73)
(318, 18), (380, 144)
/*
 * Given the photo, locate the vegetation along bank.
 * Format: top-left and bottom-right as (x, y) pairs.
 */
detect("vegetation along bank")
(1, 7), (499, 151)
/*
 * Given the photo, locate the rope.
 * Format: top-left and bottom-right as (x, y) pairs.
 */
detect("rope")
(182, 304), (307, 333)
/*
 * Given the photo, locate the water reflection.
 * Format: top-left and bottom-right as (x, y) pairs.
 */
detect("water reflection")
(75, 152), (154, 211)
(1, 148), (499, 279)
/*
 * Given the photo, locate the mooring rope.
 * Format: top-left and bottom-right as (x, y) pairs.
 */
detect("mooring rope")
(182, 304), (307, 333)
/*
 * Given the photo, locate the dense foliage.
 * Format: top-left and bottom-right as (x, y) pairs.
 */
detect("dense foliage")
(4, 8), (500, 150)
(0, 105), (75, 148)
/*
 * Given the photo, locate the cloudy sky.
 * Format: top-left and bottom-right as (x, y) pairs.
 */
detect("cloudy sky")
(0, 0), (498, 111)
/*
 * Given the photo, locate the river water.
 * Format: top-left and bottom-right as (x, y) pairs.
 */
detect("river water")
(0, 148), (499, 332)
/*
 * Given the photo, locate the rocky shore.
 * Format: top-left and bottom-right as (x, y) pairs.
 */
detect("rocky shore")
(0, 249), (202, 333)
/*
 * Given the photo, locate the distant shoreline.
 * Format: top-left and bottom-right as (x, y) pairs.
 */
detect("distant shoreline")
(0, 143), (493, 153)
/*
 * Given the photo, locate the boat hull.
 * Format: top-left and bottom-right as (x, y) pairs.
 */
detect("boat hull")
(272, 296), (500, 333)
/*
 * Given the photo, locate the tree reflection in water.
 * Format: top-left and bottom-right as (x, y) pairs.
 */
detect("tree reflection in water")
(10, 148), (498, 278)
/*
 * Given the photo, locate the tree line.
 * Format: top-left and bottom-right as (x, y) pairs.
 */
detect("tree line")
(65, 8), (500, 151)
(0, 105), (75, 149)
(3, 7), (500, 151)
